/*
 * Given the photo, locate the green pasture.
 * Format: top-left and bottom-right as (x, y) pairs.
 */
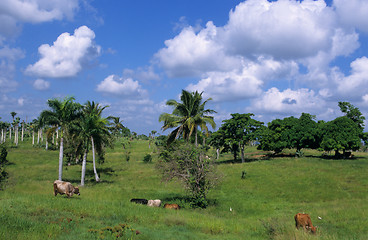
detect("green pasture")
(1, 140), (367, 239)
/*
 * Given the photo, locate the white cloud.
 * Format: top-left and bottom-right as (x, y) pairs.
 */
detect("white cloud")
(155, 21), (240, 78)
(0, 0), (79, 38)
(33, 79), (50, 90)
(222, 0), (335, 59)
(334, 0), (368, 33)
(96, 74), (148, 98)
(249, 88), (325, 115)
(187, 57), (298, 102)
(336, 57), (368, 97)
(25, 25), (101, 78)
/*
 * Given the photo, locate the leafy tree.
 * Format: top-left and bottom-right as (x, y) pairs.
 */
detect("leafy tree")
(320, 116), (362, 157)
(338, 102), (365, 129)
(40, 97), (82, 181)
(159, 90), (216, 146)
(157, 142), (220, 208)
(289, 113), (320, 152)
(215, 113), (263, 162)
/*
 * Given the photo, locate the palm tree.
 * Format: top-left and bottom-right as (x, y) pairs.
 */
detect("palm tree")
(107, 116), (125, 138)
(80, 101), (111, 185)
(159, 90), (217, 146)
(40, 97), (82, 181)
(9, 112), (16, 140)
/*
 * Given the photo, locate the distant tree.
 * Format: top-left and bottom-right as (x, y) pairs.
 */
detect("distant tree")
(40, 97), (82, 181)
(320, 116), (361, 157)
(257, 116), (298, 154)
(159, 90), (216, 146)
(157, 142), (220, 208)
(215, 113), (263, 162)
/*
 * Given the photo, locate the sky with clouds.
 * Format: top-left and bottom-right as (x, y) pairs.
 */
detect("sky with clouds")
(1, 0), (368, 135)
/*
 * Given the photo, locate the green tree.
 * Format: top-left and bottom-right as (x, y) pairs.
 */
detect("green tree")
(257, 116), (298, 154)
(215, 113), (263, 162)
(40, 97), (82, 181)
(320, 116), (361, 157)
(159, 90), (216, 146)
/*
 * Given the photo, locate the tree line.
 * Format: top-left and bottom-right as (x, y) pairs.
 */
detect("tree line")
(209, 102), (367, 161)
(0, 97), (131, 186)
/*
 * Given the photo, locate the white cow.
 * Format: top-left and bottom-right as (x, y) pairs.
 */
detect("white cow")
(147, 199), (161, 207)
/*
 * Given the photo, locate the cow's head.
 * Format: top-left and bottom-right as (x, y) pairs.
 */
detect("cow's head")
(74, 187), (80, 196)
(310, 226), (317, 234)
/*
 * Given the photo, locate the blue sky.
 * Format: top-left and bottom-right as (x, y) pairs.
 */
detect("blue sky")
(1, 0), (368, 135)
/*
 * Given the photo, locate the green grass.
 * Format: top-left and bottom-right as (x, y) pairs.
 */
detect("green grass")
(1, 139), (368, 239)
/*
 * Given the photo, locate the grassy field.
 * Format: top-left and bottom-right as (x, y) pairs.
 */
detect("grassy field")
(1, 139), (368, 239)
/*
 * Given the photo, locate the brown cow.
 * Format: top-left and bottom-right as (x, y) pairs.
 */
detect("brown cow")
(53, 180), (80, 198)
(164, 203), (180, 210)
(294, 213), (317, 234)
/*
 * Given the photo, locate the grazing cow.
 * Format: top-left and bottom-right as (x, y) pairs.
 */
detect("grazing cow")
(294, 213), (317, 234)
(130, 198), (148, 205)
(147, 199), (162, 207)
(53, 180), (80, 198)
(164, 203), (180, 210)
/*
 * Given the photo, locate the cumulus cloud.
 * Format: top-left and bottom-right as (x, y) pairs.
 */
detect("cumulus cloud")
(222, 0), (336, 59)
(25, 25), (101, 78)
(334, 0), (368, 33)
(33, 79), (50, 90)
(186, 57), (298, 102)
(154, 0), (363, 107)
(336, 57), (368, 98)
(0, 0), (79, 38)
(249, 88), (325, 115)
(155, 21), (240, 78)
(96, 74), (148, 98)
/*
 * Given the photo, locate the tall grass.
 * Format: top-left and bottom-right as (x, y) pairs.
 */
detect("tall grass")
(0, 139), (367, 239)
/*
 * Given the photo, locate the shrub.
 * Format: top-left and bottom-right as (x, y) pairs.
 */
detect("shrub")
(157, 142), (220, 208)
(143, 154), (152, 163)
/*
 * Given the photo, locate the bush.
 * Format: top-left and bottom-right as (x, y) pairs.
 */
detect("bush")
(0, 143), (8, 189)
(143, 154), (152, 163)
(157, 142), (220, 208)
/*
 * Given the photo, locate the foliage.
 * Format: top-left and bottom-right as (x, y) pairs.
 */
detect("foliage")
(143, 153), (152, 163)
(338, 101), (366, 129)
(320, 116), (362, 156)
(257, 113), (320, 155)
(157, 142), (220, 208)
(0, 143), (8, 188)
(159, 90), (216, 145)
(213, 113), (263, 162)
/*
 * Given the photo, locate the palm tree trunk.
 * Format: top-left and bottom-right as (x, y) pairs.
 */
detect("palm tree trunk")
(9, 127), (11, 140)
(195, 128), (198, 147)
(81, 149), (87, 186)
(91, 136), (100, 182)
(21, 123), (24, 142)
(58, 137), (64, 180)
(46, 139), (48, 150)
(216, 148), (220, 160)
(240, 143), (245, 163)
(32, 130), (35, 145)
